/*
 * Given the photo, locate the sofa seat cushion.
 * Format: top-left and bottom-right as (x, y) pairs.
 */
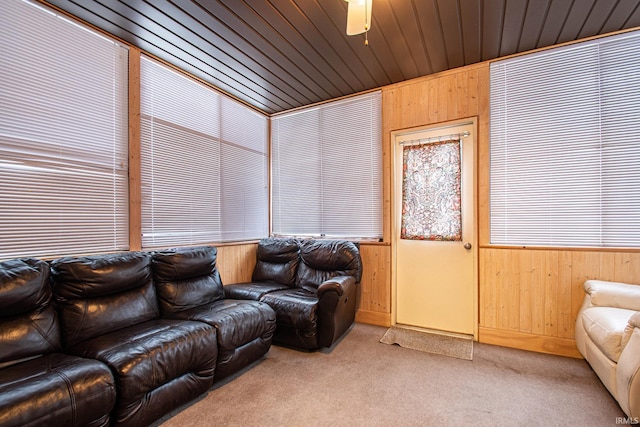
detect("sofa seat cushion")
(224, 282), (289, 300)
(177, 299), (276, 351)
(0, 353), (115, 427)
(66, 319), (217, 410)
(260, 289), (318, 329)
(260, 289), (319, 349)
(174, 299), (277, 379)
(582, 306), (636, 363)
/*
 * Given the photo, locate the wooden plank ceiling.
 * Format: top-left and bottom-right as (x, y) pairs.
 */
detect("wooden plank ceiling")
(44, 0), (640, 115)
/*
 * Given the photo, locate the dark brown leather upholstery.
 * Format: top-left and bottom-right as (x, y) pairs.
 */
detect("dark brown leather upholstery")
(0, 258), (115, 427)
(296, 239), (363, 292)
(225, 238), (363, 350)
(252, 237), (300, 286)
(225, 238), (299, 300)
(152, 246), (276, 380)
(261, 288), (319, 348)
(50, 252), (217, 427)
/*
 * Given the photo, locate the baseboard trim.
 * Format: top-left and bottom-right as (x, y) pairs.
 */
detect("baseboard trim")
(479, 327), (582, 358)
(356, 309), (391, 327)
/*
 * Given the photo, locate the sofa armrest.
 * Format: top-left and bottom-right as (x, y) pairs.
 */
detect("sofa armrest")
(629, 312), (640, 329)
(617, 324), (640, 418)
(583, 280), (640, 311)
(317, 276), (356, 299)
(317, 275), (358, 348)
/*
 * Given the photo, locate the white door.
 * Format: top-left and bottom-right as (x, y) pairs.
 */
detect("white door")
(393, 121), (476, 336)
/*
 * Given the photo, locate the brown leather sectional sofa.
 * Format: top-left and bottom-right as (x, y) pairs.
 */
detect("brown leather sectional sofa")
(225, 238), (363, 350)
(0, 239), (362, 427)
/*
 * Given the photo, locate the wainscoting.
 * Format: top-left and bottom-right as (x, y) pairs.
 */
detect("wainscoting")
(355, 243), (391, 326)
(479, 248), (640, 357)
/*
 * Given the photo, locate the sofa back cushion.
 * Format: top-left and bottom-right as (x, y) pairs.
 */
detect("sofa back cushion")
(152, 245), (224, 314)
(50, 252), (158, 347)
(0, 258), (60, 365)
(296, 240), (363, 292)
(252, 238), (300, 287)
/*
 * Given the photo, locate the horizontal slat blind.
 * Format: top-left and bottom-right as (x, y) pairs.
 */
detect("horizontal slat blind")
(271, 92), (382, 239)
(140, 56), (268, 248)
(599, 35), (640, 246)
(490, 30), (640, 247)
(220, 97), (269, 241)
(0, 0), (129, 259)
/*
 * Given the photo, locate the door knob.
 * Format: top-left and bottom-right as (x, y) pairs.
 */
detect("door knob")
(463, 242), (472, 250)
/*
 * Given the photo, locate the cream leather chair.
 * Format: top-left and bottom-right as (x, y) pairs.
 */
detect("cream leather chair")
(575, 280), (640, 418)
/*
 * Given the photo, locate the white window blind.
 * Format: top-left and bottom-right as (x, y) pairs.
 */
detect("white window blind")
(271, 92), (382, 239)
(490, 30), (640, 247)
(140, 56), (268, 248)
(0, 0), (129, 259)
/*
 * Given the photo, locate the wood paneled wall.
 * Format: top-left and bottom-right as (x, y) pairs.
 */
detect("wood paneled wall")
(479, 249), (640, 357)
(216, 243), (258, 285)
(355, 243), (391, 326)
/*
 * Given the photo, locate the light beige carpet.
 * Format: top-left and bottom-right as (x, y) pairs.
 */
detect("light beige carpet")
(380, 326), (474, 360)
(156, 324), (623, 426)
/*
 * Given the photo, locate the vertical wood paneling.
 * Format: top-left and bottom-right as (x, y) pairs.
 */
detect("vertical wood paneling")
(479, 248), (640, 356)
(128, 47), (142, 251)
(479, 248), (497, 328)
(455, 70), (469, 117)
(615, 253), (640, 282)
(446, 74), (458, 120)
(569, 251), (602, 335)
(436, 75), (449, 122)
(476, 64), (491, 246)
(558, 252), (573, 338)
(356, 243), (391, 325)
(381, 90), (394, 244)
(427, 79), (439, 123)
(530, 251), (547, 335)
(518, 250), (533, 333)
(217, 243), (258, 285)
(495, 249), (513, 331)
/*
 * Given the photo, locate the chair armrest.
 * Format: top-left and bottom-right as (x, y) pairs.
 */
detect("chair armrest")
(317, 276), (356, 299)
(583, 280), (640, 311)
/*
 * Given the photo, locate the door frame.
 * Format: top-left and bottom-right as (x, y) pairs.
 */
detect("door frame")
(390, 117), (479, 339)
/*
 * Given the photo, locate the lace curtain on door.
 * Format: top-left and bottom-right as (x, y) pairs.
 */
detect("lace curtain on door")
(401, 139), (462, 241)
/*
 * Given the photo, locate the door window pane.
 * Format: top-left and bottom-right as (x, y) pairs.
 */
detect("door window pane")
(401, 140), (462, 241)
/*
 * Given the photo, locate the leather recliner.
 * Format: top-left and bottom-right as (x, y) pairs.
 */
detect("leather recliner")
(151, 245), (277, 380)
(0, 258), (116, 427)
(225, 238), (363, 350)
(50, 252), (218, 427)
